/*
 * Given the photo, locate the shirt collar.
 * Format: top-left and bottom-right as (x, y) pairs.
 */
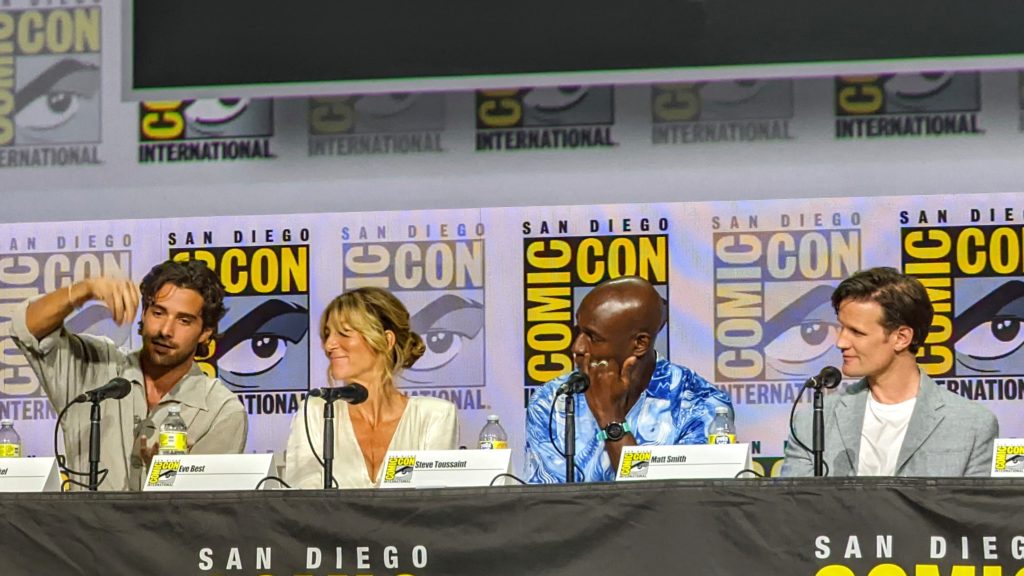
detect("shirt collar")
(641, 354), (674, 399)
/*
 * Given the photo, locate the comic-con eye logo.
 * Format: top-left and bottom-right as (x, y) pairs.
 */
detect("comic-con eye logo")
(138, 99), (274, 162)
(651, 80), (794, 144)
(383, 456), (416, 483)
(147, 460), (181, 487)
(476, 86), (616, 151)
(903, 225), (1024, 379)
(402, 293), (484, 388)
(522, 234), (668, 396)
(310, 94), (444, 134)
(343, 239), (485, 398)
(140, 99), (272, 140)
(169, 246), (310, 392)
(835, 73), (982, 138)
(0, 6), (101, 166)
(619, 451), (651, 479)
(995, 445), (1024, 473)
(713, 229), (861, 381)
(1, 249), (132, 398)
(307, 93), (444, 156)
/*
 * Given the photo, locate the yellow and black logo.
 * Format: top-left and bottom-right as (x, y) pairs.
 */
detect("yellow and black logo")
(713, 228), (861, 382)
(994, 444), (1024, 473)
(138, 98), (274, 163)
(170, 245), (310, 396)
(383, 456), (416, 483)
(523, 233), (668, 399)
(619, 450), (651, 478)
(0, 4), (102, 168)
(1, 247), (132, 400)
(148, 460), (181, 487)
(651, 80), (794, 145)
(902, 223), (1024, 388)
(308, 93), (444, 156)
(835, 73), (982, 139)
(476, 87), (616, 151)
(342, 235), (486, 409)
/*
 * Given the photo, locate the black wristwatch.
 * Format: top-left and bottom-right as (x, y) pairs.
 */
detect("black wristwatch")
(597, 421), (631, 442)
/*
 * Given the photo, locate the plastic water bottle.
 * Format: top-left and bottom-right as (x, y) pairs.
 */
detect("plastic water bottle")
(708, 406), (736, 445)
(159, 405), (188, 455)
(478, 415), (508, 449)
(0, 419), (21, 457)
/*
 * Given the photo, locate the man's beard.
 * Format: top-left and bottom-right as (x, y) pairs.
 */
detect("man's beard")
(142, 336), (195, 368)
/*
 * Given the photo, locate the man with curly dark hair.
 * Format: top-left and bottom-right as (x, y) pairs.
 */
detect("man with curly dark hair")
(12, 259), (247, 490)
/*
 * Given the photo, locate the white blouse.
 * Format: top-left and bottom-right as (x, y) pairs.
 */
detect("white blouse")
(284, 395), (459, 489)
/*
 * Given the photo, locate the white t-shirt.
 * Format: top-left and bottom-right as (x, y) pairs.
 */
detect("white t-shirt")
(857, 393), (917, 476)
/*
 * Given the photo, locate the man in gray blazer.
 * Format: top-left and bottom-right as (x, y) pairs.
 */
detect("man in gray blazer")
(782, 267), (997, 477)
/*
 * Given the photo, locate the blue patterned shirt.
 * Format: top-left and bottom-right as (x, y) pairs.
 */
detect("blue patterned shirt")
(525, 357), (733, 483)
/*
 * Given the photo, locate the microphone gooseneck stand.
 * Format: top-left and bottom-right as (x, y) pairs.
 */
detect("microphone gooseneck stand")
(812, 387), (825, 477)
(88, 400), (102, 490)
(564, 391), (576, 483)
(312, 383), (369, 489)
(805, 366), (841, 477)
(322, 398), (336, 489)
(561, 372), (590, 484)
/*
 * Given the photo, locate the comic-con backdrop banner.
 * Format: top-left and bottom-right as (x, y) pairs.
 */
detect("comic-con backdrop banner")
(0, 3), (102, 167)
(2, 194), (1023, 475)
(3, 479), (1024, 575)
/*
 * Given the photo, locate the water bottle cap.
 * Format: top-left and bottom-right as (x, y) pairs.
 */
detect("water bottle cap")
(487, 414), (500, 422)
(715, 406), (729, 414)
(0, 419), (11, 426)
(167, 404), (181, 414)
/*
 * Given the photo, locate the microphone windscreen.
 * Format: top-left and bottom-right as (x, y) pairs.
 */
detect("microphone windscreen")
(820, 366), (843, 389)
(110, 378), (133, 400)
(348, 383), (369, 404)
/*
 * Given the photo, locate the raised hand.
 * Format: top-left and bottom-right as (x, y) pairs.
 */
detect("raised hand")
(84, 277), (141, 326)
(26, 275), (141, 339)
(579, 352), (639, 423)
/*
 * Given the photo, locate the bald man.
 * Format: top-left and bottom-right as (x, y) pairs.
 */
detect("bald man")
(525, 276), (732, 483)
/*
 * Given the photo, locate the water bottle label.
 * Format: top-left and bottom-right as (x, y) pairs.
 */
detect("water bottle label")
(159, 431), (187, 453)
(479, 440), (508, 450)
(709, 434), (736, 445)
(0, 443), (20, 457)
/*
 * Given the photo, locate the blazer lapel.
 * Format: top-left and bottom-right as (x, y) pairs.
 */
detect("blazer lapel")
(834, 381), (869, 472)
(895, 373), (945, 474)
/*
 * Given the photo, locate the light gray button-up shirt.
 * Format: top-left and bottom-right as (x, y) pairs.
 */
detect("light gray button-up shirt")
(12, 299), (248, 491)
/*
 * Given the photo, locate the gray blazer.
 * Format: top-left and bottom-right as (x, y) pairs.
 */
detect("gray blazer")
(781, 373), (998, 477)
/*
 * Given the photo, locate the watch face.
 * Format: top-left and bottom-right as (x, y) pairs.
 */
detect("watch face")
(605, 422), (624, 441)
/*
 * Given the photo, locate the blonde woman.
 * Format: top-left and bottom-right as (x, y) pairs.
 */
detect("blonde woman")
(285, 287), (458, 488)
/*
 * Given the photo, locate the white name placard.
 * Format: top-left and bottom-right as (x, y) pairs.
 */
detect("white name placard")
(0, 457), (61, 492)
(378, 449), (512, 488)
(992, 438), (1024, 477)
(615, 444), (753, 481)
(144, 454), (276, 491)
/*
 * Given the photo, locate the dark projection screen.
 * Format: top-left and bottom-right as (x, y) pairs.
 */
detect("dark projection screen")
(130, 0), (1024, 95)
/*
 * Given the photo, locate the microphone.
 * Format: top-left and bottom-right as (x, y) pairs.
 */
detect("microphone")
(556, 371), (590, 396)
(804, 366), (842, 390)
(309, 383), (369, 404)
(73, 377), (133, 404)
